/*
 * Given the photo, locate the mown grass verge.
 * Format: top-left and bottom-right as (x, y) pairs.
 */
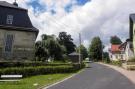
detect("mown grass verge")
(0, 73), (73, 89)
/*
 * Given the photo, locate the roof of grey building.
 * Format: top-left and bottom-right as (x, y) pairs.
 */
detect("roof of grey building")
(0, 1), (26, 11)
(129, 14), (135, 41)
(69, 52), (81, 56)
(0, 1), (38, 35)
(0, 1), (27, 10)
(130, 14), (135, 22)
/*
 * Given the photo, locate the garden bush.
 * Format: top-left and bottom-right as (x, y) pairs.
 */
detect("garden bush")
(103, 58), (111, 63)
(110, 60), (122, 66)
(0, 61), (72, 68)
(0, 63), (85, 77)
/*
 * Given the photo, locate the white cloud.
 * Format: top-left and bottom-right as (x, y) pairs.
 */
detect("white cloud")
(5, 0), (135, 49)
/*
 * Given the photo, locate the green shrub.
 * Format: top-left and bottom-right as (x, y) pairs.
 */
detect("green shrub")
(0, 64), (85, 77)
(103, 58), (110, 63)
(111, 60), (122, 66)
(0, 61), (72, 68)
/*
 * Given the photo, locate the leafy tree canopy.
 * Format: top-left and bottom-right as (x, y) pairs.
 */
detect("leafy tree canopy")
(35, 34), (66, 61)
(77, 45), (88, 59)
(58, 32), (76, 54)
(88, 37), (103, 61)
(110, 36), (122, 44)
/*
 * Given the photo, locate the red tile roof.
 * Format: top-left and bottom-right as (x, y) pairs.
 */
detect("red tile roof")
(109, 45), (121, 52)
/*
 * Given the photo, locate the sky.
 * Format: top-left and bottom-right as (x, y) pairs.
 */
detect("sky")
(5, 0), (135, 51)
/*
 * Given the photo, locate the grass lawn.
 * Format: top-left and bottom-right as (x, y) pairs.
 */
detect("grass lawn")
(0, 73), (73, 89)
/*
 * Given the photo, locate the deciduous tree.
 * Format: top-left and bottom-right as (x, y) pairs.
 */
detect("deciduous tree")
(88, 37), (103, 61)
(77, 45), (88, 59)
(110, 36), (122, 44)
(58, 32), (76, 54)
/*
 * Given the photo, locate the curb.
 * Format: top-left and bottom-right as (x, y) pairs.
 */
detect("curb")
(39, 69), (85, 89)
(97, 62), (135, 85)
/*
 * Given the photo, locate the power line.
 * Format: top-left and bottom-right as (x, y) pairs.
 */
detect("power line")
(45, 15), (75, 30)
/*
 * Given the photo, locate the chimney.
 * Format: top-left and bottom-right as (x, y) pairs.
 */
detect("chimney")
(13, 0), (18, 7)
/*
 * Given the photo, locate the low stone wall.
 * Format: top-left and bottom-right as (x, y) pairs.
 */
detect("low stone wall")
(122, 63), (135, 70)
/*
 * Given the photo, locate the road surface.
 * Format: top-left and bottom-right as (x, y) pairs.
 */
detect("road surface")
(45, 63), (135, 89)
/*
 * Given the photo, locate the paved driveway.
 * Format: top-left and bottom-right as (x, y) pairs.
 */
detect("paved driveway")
(45, 63), (135, 89)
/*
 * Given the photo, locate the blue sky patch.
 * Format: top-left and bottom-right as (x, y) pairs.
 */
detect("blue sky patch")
(76, 0), (90, 5)
(64, 3), (73, 13)
(27, 0), (46, 12)
(64, 0), (90, 13)
(27, 0), (90, 14)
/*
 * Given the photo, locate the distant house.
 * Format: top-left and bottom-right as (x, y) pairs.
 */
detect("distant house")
(0, 1), (38, 60)
(119, 39), (134, 61)
(109, 44), (124, 61)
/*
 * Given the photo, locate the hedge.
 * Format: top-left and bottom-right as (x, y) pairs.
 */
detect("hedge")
(110, 60), (122, 67)
(0, 64), (85, 77)
(0, 61), (72, 68)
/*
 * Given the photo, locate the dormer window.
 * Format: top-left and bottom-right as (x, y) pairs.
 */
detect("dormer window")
(6, 15), (13, 24)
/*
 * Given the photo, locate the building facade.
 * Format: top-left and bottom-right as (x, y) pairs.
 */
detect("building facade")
(0, 1), (38, 61)
(119, 39), (134, 61)
(109, 44), (124, 61)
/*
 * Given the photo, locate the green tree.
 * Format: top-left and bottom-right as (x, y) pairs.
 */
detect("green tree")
(58, 32), (76, 54)
(45, 38), (65, 60)
(89, 37), (103, 61)
(35, 41), (48, 61)
(103, 52), (110, 63)
(110, 36), (122, 44)
(35, 34), (66, 61)
(77, 45), (88, 59)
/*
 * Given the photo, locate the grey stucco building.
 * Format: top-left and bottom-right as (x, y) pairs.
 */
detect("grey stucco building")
(68, 52), (83, 63)
(0, 1), (38, 61)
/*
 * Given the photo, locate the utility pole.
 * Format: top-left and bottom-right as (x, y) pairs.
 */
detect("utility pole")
(101, 43), (103, 62)
(79, 33), (81, 65)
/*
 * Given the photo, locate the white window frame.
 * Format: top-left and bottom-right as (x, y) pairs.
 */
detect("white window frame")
(6, 15), (13, 24)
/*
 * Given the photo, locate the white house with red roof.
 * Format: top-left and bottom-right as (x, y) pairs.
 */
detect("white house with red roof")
(109, 44), (124, 61)
(109, 39), (134, 61)
(119, 39), (134, 61)
(109, 14), (135, 61)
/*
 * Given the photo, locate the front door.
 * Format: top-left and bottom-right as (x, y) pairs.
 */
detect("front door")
(4, 34), (14, 59)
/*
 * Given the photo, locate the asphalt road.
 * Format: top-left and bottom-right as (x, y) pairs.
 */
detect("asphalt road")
(45, 63), (135, 89)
